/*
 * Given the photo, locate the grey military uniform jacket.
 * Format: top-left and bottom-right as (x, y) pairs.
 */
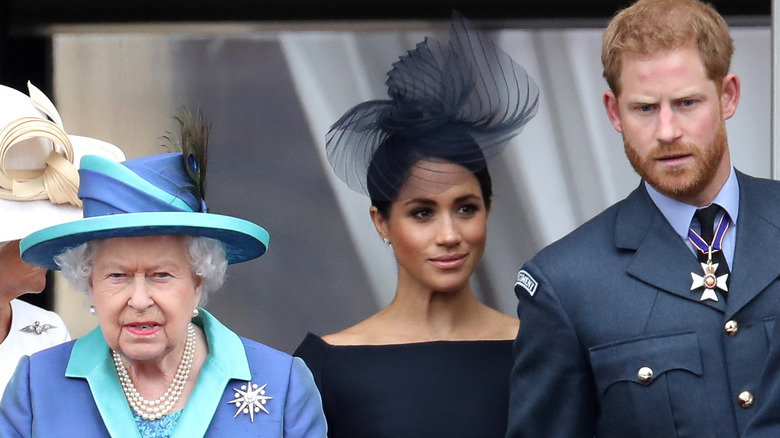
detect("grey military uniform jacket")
(506, 172), (780, 438)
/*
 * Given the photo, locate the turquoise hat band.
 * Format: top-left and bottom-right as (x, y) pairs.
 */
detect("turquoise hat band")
(21, 211), (269, 270)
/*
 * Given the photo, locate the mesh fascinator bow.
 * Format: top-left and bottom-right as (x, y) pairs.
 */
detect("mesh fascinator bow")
(326, 12), (540, 200)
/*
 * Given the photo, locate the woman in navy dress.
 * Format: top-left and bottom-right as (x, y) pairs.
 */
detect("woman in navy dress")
(295, 13), (539, 438)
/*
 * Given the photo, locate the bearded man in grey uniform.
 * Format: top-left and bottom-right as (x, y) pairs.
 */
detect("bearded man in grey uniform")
(506, 0), (780, 437)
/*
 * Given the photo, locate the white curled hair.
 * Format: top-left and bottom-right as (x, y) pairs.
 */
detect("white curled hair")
(54, 235), (227, 305)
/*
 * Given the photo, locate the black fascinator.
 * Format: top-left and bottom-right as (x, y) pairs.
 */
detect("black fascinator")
(326, 12), (540, 201)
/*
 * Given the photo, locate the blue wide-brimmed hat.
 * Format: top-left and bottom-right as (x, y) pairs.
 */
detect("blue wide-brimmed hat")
(20, 152), (269, 270)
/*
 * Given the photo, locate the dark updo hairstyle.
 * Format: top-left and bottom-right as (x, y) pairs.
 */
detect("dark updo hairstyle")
(367, 126), (493, 218)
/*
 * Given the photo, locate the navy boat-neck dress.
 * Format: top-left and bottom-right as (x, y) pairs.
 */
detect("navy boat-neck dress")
(294, 333), (513, 438)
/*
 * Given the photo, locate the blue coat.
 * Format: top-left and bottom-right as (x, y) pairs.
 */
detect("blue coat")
(742, 298), (780, 437)
(0, 310), (327, 438)
(506, 172), (780, 438)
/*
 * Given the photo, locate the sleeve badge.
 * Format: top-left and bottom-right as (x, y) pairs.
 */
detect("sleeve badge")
(515, 270), (538, 297)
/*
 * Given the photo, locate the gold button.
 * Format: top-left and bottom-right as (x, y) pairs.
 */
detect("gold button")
(637, 366), (654, 383)
(738, 391), (755, 408)
(724, 320), (739, 336)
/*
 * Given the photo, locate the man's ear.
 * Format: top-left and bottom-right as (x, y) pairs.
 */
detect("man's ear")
(603, 90), (623, 133)
(719, 73), (740, 120)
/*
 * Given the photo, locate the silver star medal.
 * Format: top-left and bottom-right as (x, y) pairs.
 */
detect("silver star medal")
(19, 321), (56, 335)
(690, 260), (728, 302)
(228, 381), (273, 422)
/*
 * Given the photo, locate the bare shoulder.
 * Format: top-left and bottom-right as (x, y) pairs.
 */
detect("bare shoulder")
(321, 316), (385, 346)
(482, 307), (520, 340)
(321, 330), (365, 346)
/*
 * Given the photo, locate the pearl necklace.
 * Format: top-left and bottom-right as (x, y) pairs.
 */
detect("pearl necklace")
(112, 323), (196, 420)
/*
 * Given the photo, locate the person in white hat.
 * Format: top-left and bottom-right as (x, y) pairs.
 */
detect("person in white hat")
(0, 82), (125, 394)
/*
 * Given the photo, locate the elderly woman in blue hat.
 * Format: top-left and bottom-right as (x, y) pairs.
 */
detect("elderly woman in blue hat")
(0, 116), (326, 437)
(0, 82), (125, 395)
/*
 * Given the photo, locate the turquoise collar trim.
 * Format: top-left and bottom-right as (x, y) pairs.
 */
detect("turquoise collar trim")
(66, 309), (250, 437)
(66, 326), (141, 438)
(173, 309), (250, 437)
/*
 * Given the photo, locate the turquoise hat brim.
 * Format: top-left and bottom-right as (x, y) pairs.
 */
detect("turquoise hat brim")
(21, 211), (269, 270)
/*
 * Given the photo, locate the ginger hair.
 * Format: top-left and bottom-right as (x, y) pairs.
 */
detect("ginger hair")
(602, 0), (733, 95)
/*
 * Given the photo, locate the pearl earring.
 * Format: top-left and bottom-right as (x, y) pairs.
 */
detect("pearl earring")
(192, 308), (199, 317)
(89, 305), (96, 316)
(383, 238), (390, 246)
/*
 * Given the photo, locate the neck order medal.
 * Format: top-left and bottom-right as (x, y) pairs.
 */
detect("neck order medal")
(690, 258), (727, 302)
(688, 214), (729, 302)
